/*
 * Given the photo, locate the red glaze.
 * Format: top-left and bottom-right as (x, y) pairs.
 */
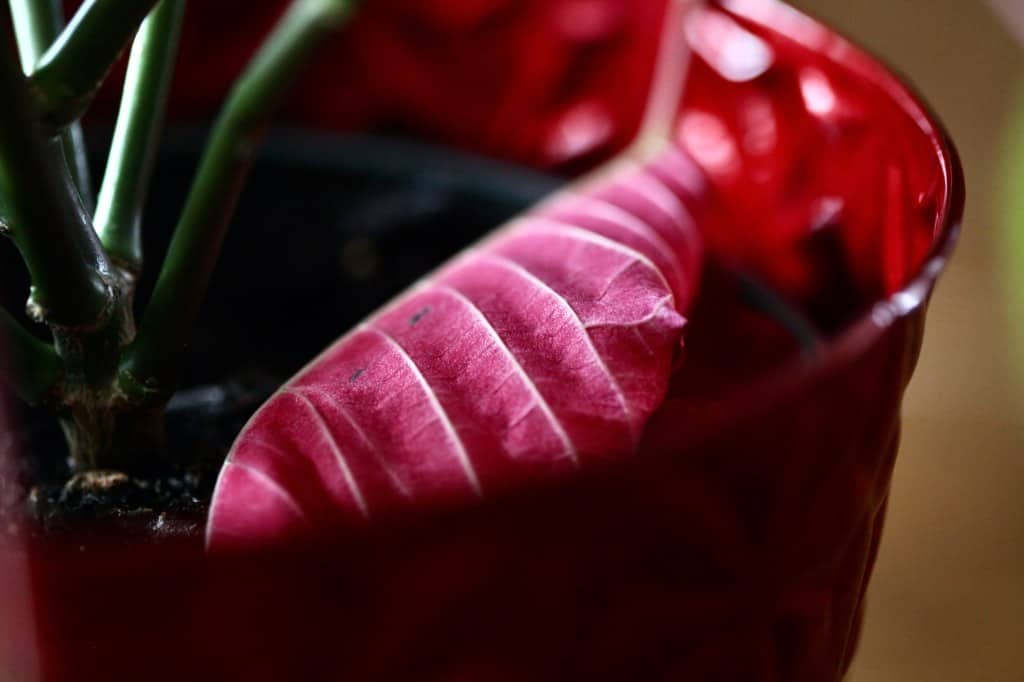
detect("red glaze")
(0, 397), (37, 682)
(5, 1), (963, 680)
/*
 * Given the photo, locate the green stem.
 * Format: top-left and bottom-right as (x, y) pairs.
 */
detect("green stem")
(0, 306), (61, 405)
(28, 0), (162, 129)
(9, 0), (92, 208)
(123, 0), (359, 395)
(63, 126), (93, 210)
(95, 0), (185, 273)
(0, 7), (113, 328)
(9, 0), (61, 67)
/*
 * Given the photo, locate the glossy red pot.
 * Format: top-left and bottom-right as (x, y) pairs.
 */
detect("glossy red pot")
(1, 1), (962, 680)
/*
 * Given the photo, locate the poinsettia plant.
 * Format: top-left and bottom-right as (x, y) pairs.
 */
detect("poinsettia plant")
(0, 0), (966, 678)
(0, 0), (360, 473)
(3, 0), (723, 539)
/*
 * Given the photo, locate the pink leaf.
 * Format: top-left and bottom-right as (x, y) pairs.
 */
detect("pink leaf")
(207, 149), (703, 551)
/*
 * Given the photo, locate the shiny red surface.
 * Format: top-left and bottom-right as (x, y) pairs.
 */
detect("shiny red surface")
(3, 1), (962, 680)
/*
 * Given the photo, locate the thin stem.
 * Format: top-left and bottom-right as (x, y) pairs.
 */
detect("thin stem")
(632, 0), (701, 156)
(0, 6), (113, 328)
(9, 0), (92, 207)
(28, 0), (162, 129)
(95, 0), (185, 273)
(9, 0), (61, 67)
(736, 272), (822, 356)
(0, 306), (61, 405)
(123, 0), (360, 395)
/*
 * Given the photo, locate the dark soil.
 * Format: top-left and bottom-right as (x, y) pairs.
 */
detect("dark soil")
(18, 374), (276, 541)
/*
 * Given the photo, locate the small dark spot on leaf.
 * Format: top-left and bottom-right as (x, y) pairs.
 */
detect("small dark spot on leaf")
(410, 307), (431, 325)
(349, 368), (365, 383)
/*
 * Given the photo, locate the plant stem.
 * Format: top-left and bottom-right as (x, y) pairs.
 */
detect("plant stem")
(9, 0), (61, 67)
(123, 0), (360, 395)
(9, 0), (92, 208)
(0, 306), (60, 405)
(736, 272), (822, 356)
(0, 8), (113, 328)
(95, 0), (185, 273)
(632, 0), (700, 156)
(28, 0), (162, 129)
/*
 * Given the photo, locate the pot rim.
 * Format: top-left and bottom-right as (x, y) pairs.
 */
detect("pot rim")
(676, 0), (965, 435)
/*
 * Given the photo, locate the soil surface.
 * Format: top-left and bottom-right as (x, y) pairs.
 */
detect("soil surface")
(14, 374), (278, 541)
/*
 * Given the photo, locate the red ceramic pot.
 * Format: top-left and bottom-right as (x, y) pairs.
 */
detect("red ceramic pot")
(1, 1), (963, 680)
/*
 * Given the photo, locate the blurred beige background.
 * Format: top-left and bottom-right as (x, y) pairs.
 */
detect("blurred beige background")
(786, 1), (1024, 680)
